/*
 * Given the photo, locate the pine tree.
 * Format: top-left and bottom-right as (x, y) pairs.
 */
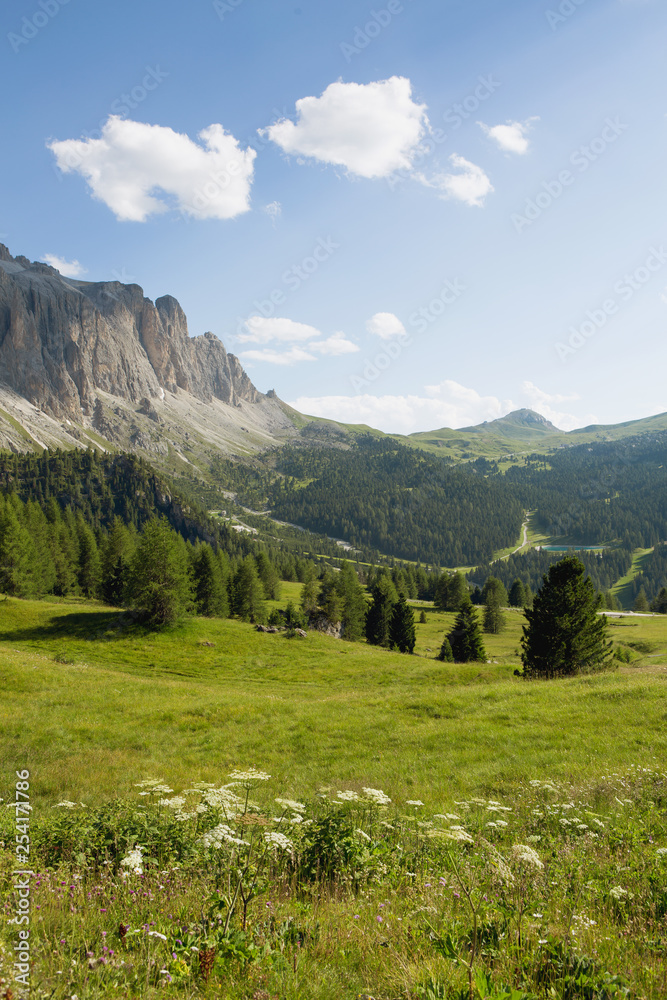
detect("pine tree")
(337, 561), (367, 642)
(192, 544), (229, 618)
(447, 598), (486, 662)
(300, 567), (319, 617)
(365, 574), (398, 647)
(434, 571), (469, 611)
(481, 576), (508, 608)
(520, 556), (612, 679)
(388, 595), (416, 653)
(483, 594), (506, 634)
(101, 517), (136, 606)
(127, 519), (194, 626)
(651, 587), (667, 614)
(633, 588), (650, 613)
(419, 610), (427, 624)
(437, 636), (454, 662)
(508, 579), (527, 608)
(232, 556), (266, 623)
(0, 495), (37, 596)
(255, 551), (281, 600)
(318, 572), (343, 624)
(75, 513), (102, 599)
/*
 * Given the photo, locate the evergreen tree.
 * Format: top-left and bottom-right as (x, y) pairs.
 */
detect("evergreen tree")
(481, 576), (508, 608)
(75, 513), (102, 598)
(233, 556), (266, 622)
(483, 593), (506, 634)
(127, 518), (194, 626)
(520, 556), (612, 679)
(318, 571), (343, 624)
(419, 610), (427, 624)
(447, 599), (486, 663)
(633, 588), (649, 613)
(603, 590), (621, 612)
(255, 551), (281, 600)
(434, 571), (469, 611)
(0, 495), (37, 596)
(651, 587), (667, 614)
(508, 578), (527, 608)
(388, 595), (416, 653)
(365, 574), (398, 647)
(101, 517), (136, 606)
(192, 544), (229, 618)
(337, 561), (367, 642)
(300, 566), (319, 617)
(437, 636), (454, 662)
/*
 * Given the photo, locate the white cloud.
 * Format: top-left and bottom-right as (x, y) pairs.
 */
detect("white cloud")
(309, 332), (360, 356)
(520, 381), (597, 431)
(238, 316), (321, 344)
(478, 117), (539, 155)
(263, 76), (428, 179)
(418, 155), (494, 207)
(48, 116), (256, 222)
(43, 254), (86, 278)
(366, 312), (406, 339)
(290, 381), (514, 435)
(264, 200), (282, 221)
(242, 346), (317, 366)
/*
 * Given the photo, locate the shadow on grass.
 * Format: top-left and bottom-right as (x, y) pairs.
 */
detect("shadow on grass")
(0, 609), (158, 645)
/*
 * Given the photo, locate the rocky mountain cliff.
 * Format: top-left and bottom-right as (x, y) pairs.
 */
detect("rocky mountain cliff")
(0, 246), (297, 461)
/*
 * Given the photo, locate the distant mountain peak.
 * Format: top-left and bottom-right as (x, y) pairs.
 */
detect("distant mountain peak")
(492, 408), (559, 431)
(458, 408), (560, 437)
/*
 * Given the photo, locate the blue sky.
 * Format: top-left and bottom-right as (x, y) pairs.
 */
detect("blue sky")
(1, 0), (666, 433)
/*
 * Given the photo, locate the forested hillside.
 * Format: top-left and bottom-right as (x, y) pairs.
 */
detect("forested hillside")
(266, 436), (524, 566)
(504, 433), (667, 547)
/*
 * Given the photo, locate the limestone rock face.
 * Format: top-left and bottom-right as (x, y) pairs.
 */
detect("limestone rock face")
(0, 245), (261, 422)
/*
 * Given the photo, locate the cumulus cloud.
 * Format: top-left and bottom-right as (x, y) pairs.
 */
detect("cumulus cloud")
(43, 254), (86, 278)
(237, 317), (321, 344)
(478, 117), (539, 154)
(263, 76), (428, 179)
(289, 381), (514, 435)
(288, 380), (597, 435)
(366, 312), (406, 339)
(417, 155), (494, 207)
(242, 346), (316, 366)
(521, 381), (596, 430)
(238, 316), (359, 363)
(48, 116), (256, 222)
(309, 332), (360, 356)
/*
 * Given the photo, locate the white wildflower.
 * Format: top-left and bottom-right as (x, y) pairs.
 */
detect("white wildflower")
(200, 824), (249, 849)
(120, 847), (143, 875)
(495, 820), (508, 828)
(337, 790), (359, 802)
(527, 835), (542, 843)
(443, 828), (474, 843)
(511, 844), (544, 869)
(609, 886), (628, 901)
(362, 788), (391, 805)
(160, 796), (186, 810)
(229, 768), (270, 784)
(148, 931), (167, 940)
(406, 799), (424, 807)
(53, 801), (78, 809)
(275, 797), (306, 813)
(264, 831), (293, 851)
(355, 828), (371, 841)
(656, 847), (667, 857)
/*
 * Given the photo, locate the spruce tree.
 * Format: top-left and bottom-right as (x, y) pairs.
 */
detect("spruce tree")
(389, 595), (416, 653)
(483, 593), (506, 634)
(651, 587), (667, 614)
(232, 556), (266, 623)
(127, 519), (194, 626)
(337, 561), (367, 642)
(437, 636), (454, 662)
(508, 579), (527, 608)
(192, 544), (229, 618)
(365, 574), (398, 646)
(633, 588), (649, 613)
(447, 598), (486, 662)
(520, 556), (612, 679)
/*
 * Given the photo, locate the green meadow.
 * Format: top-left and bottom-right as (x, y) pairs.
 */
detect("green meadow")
(1, 594), (667, 805)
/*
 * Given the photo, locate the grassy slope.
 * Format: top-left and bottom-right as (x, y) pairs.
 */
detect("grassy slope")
(2, 597), (667, 811)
